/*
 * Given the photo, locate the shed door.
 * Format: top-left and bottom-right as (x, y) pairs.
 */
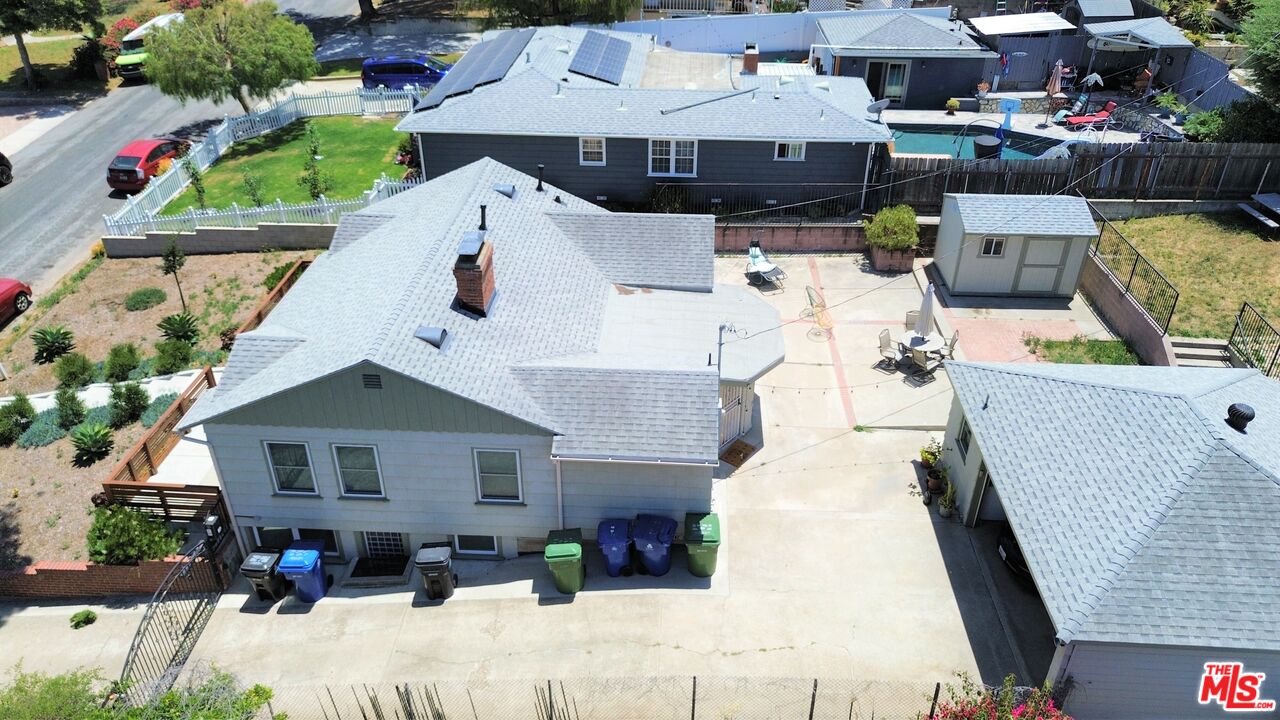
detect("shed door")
(719, 384), (745, 449)
(1015, 238), (1069, 294)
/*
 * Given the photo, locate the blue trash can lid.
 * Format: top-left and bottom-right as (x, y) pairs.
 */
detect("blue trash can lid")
(278, 546), (320, 573)
(597, 519), (631, 545)
(632, 514), (676, 544)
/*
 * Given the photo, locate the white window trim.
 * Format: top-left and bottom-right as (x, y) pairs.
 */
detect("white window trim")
(578, 137), (606, 166)
(957, 418), (972, 461)
(252, 526), (342, 557)
(647, 138), (698, 177)
(473, 448), (524, 503)
(453, 534), (499, 556)
(979, 237), (1007, 258)
(331, 443), (386, 498)
(774, 141), (806, 161)
(263, 441), (318, 496)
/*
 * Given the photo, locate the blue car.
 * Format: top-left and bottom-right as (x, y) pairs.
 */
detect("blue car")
(361, 56), (450, 90)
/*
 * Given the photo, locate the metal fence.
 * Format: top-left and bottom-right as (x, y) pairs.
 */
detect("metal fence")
(1089, 213), (1179, 334)
(1228, 302), (1280, 379)
(103, 86), (425, 236)
(653, 183), (867, 220)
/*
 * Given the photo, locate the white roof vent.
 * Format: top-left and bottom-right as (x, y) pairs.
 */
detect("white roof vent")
(414, 326), (448, 349)
(779, 76), (795, 86)
(815, 80), (830, 91)
(493, 183), (516, 198)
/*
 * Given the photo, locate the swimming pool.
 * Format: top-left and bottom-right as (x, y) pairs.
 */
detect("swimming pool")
(887, 126), (1057, 160)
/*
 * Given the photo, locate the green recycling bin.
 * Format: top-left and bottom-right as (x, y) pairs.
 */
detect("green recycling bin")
(684, 512), (721, 577)
(544, 528), (585, 594)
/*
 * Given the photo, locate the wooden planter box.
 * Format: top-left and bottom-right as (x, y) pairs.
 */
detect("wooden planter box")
(870, 246), (916, 273)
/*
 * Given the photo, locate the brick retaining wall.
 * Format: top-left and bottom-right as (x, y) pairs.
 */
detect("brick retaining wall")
(715, 222), (938, 254)
(0, 555), (227, 600)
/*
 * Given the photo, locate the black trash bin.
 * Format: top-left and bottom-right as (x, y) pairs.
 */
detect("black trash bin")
(240, 550), (291, 603)
(414, 545), (458, 600)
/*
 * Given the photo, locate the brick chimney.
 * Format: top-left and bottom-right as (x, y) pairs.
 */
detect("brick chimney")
(453, 206), (495, 317)
(743, 43), (759, 75)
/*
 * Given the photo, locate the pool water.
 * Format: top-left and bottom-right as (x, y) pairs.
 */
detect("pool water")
(888, 129), (1042, 160)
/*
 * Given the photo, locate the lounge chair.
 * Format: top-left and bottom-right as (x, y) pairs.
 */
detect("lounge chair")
(745, 240), (786, 287)
(1065, 101), (1117, 130)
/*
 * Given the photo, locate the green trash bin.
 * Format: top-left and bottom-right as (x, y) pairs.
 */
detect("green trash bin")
(684, 512), (721, 577)
(544, 528), (585, 594)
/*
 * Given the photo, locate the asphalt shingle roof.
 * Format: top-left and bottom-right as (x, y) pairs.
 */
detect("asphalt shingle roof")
(1075, 0), (1134, 17)
(948, 193), (1099, 237)
(1085, 16), (1194, 48)
(547, 212), (714, 291)
(180, 159), (784, 464)
(948, 363), (1280, 651)
(817, 12), (994, 58)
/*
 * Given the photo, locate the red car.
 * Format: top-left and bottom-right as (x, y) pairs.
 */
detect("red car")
(107, 138), (188, 192)
(0, 278), (32, 326)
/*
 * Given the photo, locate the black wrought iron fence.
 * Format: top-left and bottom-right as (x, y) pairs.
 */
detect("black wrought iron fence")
(1228, 302), (1280, 379)
(652, 183), (866, 221)
(1090, 217), (1179, 334)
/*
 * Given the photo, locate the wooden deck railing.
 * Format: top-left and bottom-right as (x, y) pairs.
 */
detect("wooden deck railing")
(234, 258), (311, 336)
(103, 366), (217, 485)
(100, 482), (227, 524)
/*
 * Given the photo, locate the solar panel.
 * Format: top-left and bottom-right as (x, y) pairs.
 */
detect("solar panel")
(416, 28), (535, 110)
(568, 31), (630, 85)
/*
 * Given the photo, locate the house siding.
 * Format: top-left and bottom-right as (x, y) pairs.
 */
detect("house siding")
(418, 133), (872, 205)
(1058, 641), (1280, 719)
(942, 395), (986, 526)
(560, 460), (713, 538)
(833, 57), (987, 110)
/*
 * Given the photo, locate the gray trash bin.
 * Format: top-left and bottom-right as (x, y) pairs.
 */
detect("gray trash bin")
(241, 550), (291, 603)
(414, 545), (458, 600)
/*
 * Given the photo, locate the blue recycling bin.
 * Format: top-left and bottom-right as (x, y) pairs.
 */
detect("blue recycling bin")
(278, 540), (329, 602)
(632, 514), (677, 576)
(596, 518), (632, 577)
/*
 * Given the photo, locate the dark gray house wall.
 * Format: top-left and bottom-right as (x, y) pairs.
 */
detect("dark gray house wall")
(834, 57), (988, 110)
(418, 133), (873, 205)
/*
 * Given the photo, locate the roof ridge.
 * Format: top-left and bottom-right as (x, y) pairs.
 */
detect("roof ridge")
(949, 362), (1204, 401)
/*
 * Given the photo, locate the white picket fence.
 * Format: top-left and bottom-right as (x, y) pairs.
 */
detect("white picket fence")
(103, 87), (426, 237)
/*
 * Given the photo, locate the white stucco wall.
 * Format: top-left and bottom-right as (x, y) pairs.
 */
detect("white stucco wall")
(941, 396), (985, 526)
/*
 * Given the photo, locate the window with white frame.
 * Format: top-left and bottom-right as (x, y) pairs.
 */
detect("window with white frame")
(579, 137), (606, 166)
(253, 527), (342, 556)
(774, 142), (805, 161)
(980, 237), (1006, 257)
(957, 418), (972, 461)
(264, 442), (316, 494)
(649, 139), (696, 176)
(474, 449), (522, 502)
(454, 534), (498, 555)
(332, 444), (384, 497)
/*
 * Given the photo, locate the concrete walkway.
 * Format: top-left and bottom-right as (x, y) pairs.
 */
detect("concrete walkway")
(883, 109), (1144, 145)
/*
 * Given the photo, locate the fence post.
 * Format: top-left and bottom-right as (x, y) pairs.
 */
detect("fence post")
(1125, 254), (1138, 293)
(928, 682), (941, 719)
(319, 194), (331, 223)
(807, 678), (818, 720)
(231, 202), (243, 228)
(277, 198), (287, 223)
(690, 676), (696, 720)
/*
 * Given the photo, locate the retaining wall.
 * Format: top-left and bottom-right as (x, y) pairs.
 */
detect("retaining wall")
(715, 222), (938, 254)
(104, 223), (336, 258)
(0, 554), (227, 600)
(1086, 199), (1242, 220)
(1078, 254), (1177, 366)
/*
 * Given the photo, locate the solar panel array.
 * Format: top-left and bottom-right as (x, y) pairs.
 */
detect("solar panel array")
(568, 31), (631, 86)
(416, 28), (536, 110)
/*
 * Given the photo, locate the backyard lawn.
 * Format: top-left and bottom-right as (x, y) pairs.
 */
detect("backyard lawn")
(0, 38), (109, 93)
(1024, 335), (1139, 365)
(1115, 213), (1280, 339)
(161, 116), (406, 214)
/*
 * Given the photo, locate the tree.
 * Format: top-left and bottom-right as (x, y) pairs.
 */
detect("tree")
(460, 0), (633, 28)
(160, 239), (188, 313)
(144, 1), (317, 113)
(0, 0), (104, 90)
(1243, 0), (1280, 105)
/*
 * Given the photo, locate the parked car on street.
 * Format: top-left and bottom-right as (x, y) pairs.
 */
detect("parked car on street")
(107, 138), (189, 193)
(0, 278), (32, 325)
(996, 523), (1032, 582)
(0, 151), (11, 187)
(361, 55), (450, 90)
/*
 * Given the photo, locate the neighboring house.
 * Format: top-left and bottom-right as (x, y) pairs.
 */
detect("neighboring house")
(1061, 0), (1135, 26)
(810, 11), (996, 109)
(943, 362), (1280, 719)
(397, 26), (892, 209)
(177, 158), (784, 563)
(934, 194), (1098, 297)
(1082, 16), (1194, 81)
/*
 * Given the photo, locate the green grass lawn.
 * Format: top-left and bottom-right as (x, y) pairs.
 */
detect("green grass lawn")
(1112, 213), (1280, 339)
(161, 116), (407, 214)
(1024, 335), (1139, 365)
(0, 38), (109, 92)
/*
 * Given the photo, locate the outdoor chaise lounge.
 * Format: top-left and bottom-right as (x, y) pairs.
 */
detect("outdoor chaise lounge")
(1065, 101), (1117, 130)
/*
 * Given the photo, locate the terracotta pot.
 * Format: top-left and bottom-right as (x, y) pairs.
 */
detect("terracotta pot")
(870, 245), (916, 273)
(926, 469), (944, 493)
(920, 456), (934, 470)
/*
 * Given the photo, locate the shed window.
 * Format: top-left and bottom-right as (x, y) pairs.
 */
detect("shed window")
(474, 449), (522, 502)
(333, 444), (384, 497)
(957, 418), (973, 461)
(265, 442), (316, 494)
(774, 142), (805, 161)
(579, 137), (606, 166)
(980, 237), (1006, 257)
(649, 139), (697, 176)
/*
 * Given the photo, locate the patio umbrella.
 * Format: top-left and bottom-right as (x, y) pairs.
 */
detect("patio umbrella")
(915, 283), (935, 337)
(1040, 59), (1064, 127)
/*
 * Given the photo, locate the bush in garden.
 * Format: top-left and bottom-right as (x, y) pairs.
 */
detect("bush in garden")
(141, 393), (179, 429)
(124, 287), (167, 311)
(55, 388), (87, 430)
(54, 352), (97, 389)
(108, 382), (150, 429)
(0, 664), (105, 719)
(933, 673), (1071, 720)
(158, 312), (200, 345)
(154, 339), (194, 375)
(69, 610), (97, 629)
(242, 171), (266, 208)
(0, 393), (37, 447)
(263, 261), (296, 290)
(865, 204), (919, 251)
(17, 409), (67, 449)
(69, 39), (106, 81)
(86, 504), (182, 565)
(32, 326), (74, 364)
(70, 423), (114, 467)
(103, 343), (142, 382)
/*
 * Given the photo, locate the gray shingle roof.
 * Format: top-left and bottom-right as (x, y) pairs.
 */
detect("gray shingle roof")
(548, 212), (714, 291)
(1085, 16), (1193, 48)
(397, 71), (892, 143)
(330, 213), (394, 251)
(947, 193), (1099, 237)
(180, 158), (784, 464)
(948, 363), (1280, 651)
(1075, 0), (1134, 17)
(817, 12), (995, 58)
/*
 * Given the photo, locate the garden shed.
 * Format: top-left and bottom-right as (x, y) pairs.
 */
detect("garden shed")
(934, 193), (1098, 297)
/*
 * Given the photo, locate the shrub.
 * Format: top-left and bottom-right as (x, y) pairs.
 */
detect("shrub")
(934, 673), (1070, 720)
(141, 392), (179, 429)
(242, 171), (266, 207)
(54, 352), (97, 389)
(865, 204), (919, 251)
(69, 610), (97, 629)
(0, 665), (105, 720)
(54, 388), (87, 430)
(108, 382), (150, 429)
(158, 313), (200, 345)
(263, 261), (297, 290)
(103, 343), (142, 382)
(154, 339), (194, 375)
(86, 504), (182, 565)
(17, 409), (67, 449)
(69, 38), (106, 81)
(124, 287), (167, 311)
(32, 326), (74, 364)
(70, 423), (114, 466)
(0, 394), (37, 447)
(90, 241), (106, 258)
(218, 327), (238, 351)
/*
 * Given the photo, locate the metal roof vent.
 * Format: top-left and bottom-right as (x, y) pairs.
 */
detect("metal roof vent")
(493, 183), (516, 199)
(1226, 403), (1255, 433)
(414, 325), (447, 349)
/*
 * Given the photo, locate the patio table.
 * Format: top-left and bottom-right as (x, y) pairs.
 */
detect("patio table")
(898, 331), (944, 354)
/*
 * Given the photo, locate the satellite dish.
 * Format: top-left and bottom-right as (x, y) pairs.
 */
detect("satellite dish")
(866, 98), (891, 122)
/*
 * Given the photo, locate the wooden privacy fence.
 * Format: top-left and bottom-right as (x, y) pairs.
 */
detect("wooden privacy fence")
(100, 483), (227, 525)
(103, 367), (217, 485)
(875, 156), (1076, 213)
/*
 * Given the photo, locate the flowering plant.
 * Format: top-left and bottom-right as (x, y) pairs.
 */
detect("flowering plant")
(932, 673), (1071, 720)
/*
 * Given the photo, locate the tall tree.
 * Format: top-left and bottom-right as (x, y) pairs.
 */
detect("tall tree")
(0, 0), (103, 90)
(144, 1), (317, 113)
(460, 0), (633, 28)
(1243, 0), (1280, 106)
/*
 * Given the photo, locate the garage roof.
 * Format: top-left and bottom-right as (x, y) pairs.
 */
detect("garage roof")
(947, 194), (1099, 237)
(948, 363), (1280, 651)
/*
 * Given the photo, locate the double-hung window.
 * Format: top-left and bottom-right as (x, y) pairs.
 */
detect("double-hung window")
(649, 139), (697, 176)
(579, 137), (606, 166)
(474, 449), (522, 503)
(332, 444), (385, 497)
(265, 442), (316, 494)
(774, 142), (805, 161)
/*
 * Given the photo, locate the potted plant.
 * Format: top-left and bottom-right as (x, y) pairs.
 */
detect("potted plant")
(927, 464), (948, 493)
(865, 204), (919, 273)
(976, 80), (990, 99)
(945, 98), (961, 116)
(919, 439), (941, 469)
(1155, 91), (1181, 119)
(938, 481), (957, 518)
(1174, 100), (1188, 125)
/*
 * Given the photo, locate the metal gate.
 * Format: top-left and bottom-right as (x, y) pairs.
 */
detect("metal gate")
(117, 539), (228, 707)
(719, 384), (745, 449)
(1228, 302), (1280, 379)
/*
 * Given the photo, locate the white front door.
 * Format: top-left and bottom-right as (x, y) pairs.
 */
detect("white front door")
(719, 384), (745, 449)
